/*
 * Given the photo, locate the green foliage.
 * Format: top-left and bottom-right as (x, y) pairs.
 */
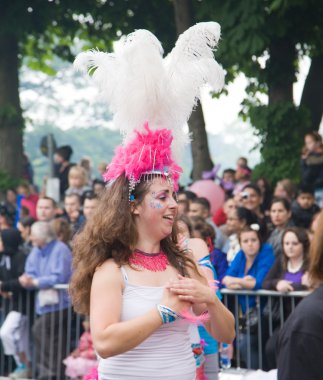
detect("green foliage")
(250, 102), (311, 183)
(198, 0), (323, 178)
(1, 0), (322, 182)
(0, 170), (20, 191)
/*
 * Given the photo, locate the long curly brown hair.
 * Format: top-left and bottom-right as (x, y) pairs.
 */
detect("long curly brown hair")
(70, 175), (198, 314)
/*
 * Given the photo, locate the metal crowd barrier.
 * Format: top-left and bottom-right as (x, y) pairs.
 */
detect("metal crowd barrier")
(220, 288), (309, 371)
(0, 285), (83, 380)
(0, 286), (310, 379)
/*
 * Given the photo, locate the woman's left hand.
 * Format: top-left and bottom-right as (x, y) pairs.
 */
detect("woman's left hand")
(166, 274), (216, 305)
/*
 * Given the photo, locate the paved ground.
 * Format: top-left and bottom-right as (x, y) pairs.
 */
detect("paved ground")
(1, 369), (276, 380)
(220, 369), (278, 380)
(220, 368), (251, 379)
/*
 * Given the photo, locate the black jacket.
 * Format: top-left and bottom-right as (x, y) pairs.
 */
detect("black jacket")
(277, 285), (323, 380)
(0, 229), (34, 313)
(291, 201), (320, 229)
(301, 152), (323, 190)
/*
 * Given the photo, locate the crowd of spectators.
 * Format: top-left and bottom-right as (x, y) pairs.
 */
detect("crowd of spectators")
(0, 131), (322, 378)
(0, 145), (103, 379)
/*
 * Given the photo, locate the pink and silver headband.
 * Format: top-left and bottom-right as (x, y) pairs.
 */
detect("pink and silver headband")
(102, 124), (182, 200)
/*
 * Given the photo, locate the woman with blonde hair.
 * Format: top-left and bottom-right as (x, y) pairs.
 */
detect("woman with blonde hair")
(70, 23), (235, 380)
(277, 210), (323, 379)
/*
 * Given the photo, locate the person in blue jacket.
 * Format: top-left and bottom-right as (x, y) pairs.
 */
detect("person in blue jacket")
(223, 224), (275, 369)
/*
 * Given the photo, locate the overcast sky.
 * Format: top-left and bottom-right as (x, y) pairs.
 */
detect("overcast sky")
(21, 55), (321, 173)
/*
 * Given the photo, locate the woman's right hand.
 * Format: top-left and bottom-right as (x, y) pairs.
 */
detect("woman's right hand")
(276, 280), (294, 293)
(161, 284), (191, 314)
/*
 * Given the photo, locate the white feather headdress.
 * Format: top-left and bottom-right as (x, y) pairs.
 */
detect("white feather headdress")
(74, 22), (225, 189)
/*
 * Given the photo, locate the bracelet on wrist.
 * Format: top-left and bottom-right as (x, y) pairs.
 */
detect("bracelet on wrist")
(156, 304), (180, 324)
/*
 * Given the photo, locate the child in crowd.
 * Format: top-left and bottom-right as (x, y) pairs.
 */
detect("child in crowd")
(65, 166), (91, 198)
(291, 185), (320, 229)
(233, 165), (252, 198)
(63, 317), (98, 380)
(220, 169), (236, 198)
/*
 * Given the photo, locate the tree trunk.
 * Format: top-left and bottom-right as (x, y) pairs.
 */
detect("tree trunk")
(267, 37), (296, 104)
(173, 0), (214, 181)
(189, 103), (214, 179)
(300, 53), (323, 132)
(0, 33), (23, 179)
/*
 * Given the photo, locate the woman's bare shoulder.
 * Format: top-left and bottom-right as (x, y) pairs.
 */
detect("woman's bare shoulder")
(94, 259), (123, 283)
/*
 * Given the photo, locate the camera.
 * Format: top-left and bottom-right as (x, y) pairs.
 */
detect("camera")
(241, 191), (249, 200)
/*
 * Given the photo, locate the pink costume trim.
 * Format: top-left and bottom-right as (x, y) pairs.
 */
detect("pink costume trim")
(180, 309), (210, 325)
(129, 250), (169, 272)
(102, 123), (182, 191)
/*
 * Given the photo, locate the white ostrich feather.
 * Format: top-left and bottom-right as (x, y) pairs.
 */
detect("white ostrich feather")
(73, 22), (225, 160)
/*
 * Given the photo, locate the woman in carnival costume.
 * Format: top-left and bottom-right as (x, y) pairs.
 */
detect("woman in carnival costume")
(70, 22), (235, 380)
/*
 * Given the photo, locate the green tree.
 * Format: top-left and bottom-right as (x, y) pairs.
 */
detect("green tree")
(2, 0), (322, 184)
(197, 0), (323, 182)
(0, 0), (176, 179)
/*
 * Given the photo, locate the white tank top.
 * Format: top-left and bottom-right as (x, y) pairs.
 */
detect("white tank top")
(98, 267), (196, 380)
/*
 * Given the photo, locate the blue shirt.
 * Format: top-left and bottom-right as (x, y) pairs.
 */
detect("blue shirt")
(25, 240), (72, 315)
(210, 248), (228, 285)
(225, 243), (275, 313)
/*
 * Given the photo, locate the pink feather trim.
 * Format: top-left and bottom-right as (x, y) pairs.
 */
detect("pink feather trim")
(180, 309), (210, 325)
(103, 123), (182, 190)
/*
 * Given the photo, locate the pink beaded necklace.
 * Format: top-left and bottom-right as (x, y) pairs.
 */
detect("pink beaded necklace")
(129, 249), (169, 272)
